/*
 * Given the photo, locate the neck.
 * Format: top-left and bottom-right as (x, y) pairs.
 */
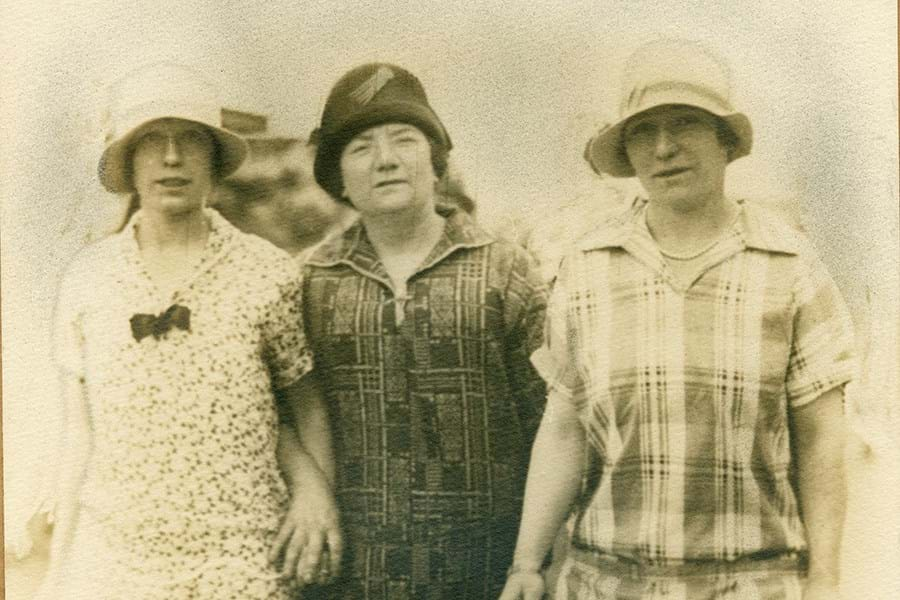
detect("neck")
(136, 206), (210, 251)
(362, 201), (445, 259)
(646, 193), (738, 252)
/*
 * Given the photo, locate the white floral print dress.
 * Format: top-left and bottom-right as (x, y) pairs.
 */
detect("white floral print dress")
(47, 209), (313, 599)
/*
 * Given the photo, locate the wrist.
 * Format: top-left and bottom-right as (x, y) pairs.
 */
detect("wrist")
(507, 558), (544, 577)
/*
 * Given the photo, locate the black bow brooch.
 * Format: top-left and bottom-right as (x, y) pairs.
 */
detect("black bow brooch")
(130, 304), (191, 342)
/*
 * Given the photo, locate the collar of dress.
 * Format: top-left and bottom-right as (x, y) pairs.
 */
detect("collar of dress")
(119, 207), (238, 301)
(576, 197), (801, 256)
(305, 203), (495, 287)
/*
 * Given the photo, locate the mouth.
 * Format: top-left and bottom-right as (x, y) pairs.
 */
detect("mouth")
(374, 179), (407, 188)
(654, 167), (690, 179)
(157, 177), (191, 188)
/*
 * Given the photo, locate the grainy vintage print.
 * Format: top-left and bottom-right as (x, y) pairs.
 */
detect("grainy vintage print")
(2, 3), (897, 599)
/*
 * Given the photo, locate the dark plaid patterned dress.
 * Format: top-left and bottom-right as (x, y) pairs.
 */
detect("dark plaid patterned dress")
(301, 206), (548, 599)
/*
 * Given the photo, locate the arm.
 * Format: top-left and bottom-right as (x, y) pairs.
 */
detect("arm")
(277, 371), (334, 485)
(791, 386), (846, 600)
(499, 402), (586, 600)
(270, 373), (342, 588)
(44, 374), (92, 590)
(502, 247), (551, 447)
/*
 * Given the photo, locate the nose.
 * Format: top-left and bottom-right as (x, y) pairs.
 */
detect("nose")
(163, 135), (182, 166)
(653, 128), (679, 160)
(373, 136), (399, 171)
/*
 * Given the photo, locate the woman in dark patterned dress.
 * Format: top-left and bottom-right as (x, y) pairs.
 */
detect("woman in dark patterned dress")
(301, 63), (549, 599)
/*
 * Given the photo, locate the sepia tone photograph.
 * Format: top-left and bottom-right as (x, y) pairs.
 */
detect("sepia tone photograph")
(2, 2), (897, 598)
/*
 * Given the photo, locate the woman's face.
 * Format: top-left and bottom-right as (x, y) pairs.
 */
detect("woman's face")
(130, 118), (217, 217)
(339, 122), (436, 217)
(623, 105), (729, 209)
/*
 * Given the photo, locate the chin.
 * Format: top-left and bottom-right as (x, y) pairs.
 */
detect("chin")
(368, 197), (418, 215)
(649, 184), (695, 204)
(160, 197), (205, 215)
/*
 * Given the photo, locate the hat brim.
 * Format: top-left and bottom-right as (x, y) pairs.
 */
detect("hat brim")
(585, 104), (753, 178)
(313, 100), (452, 198)
(98, 118), (248, 194)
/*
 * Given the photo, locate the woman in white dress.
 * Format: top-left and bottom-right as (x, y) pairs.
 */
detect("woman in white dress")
(39, 63), (341, 599)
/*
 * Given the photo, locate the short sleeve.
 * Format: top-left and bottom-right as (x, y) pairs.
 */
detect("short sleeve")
(785, 253), (856, 408)
(529, 256), (587, 415)
(261, 260), (314, 390)
(501, 246), (549, 440)
(52, 268), (86, 380)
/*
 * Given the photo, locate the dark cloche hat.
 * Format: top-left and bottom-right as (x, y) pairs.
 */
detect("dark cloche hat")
(313, 63), (452, 198)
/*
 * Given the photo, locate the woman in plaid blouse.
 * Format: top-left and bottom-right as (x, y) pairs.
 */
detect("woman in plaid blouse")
(501, 41), (854, 600)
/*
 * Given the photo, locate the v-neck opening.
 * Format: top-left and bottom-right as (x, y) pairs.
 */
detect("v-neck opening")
(122, 209), (232, 309)
(306, 204), (495, 323)
(635, 203), (746, 295)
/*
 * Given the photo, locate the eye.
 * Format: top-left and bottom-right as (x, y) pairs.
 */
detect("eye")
(624, 122), (655, 143)
(177, 129), (210, 147)
(670, 114), (702, 134)
(345, 141), (371, 155)
(137, 131), (166, 146)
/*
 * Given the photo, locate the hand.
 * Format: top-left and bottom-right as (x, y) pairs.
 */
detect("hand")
(803, 579), (842, 600)
(269, 469), (343, 589)
(498, 571), (545, 600)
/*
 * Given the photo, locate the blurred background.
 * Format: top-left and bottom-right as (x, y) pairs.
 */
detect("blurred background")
(2, 1), (897, 597)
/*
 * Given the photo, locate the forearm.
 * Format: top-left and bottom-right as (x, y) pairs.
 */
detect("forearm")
(277, 423), (330, 489)
(294, 389), (334, 485)
(48, 377), (91, 564)
(792, 387), (846, 585)
(277, 373), (335, 486)
(511, 406), (587, 569)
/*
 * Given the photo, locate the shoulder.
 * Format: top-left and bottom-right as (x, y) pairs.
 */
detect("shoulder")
(59, 233), (123, 287)
(54, 234), (125, 317)
(480, 234), (532, 263)
(739, 200), (817, 257)
(219, 222), (302, 283)
(304, 220), (360, 268)
(739, 201), (840, 294)
(574, 202), (639, 253)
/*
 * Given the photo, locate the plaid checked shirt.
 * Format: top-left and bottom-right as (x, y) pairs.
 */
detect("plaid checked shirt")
(532, 199), (855, 567)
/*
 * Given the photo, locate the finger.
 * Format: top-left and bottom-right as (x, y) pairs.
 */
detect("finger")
(297, 530), (324, 584)
(282, 528), (308, 579)
(524, 578), (545, 600)
(524, 588), (543, 600)
(268, 520), (293, 565)
(326, 527), (344, 577)
(497, 585), (517, 600)
(317, 549), (331, 585)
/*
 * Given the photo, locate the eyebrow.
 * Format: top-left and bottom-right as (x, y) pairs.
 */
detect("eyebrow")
(387, 125), (417, 136)
(349, 125), (418, 144)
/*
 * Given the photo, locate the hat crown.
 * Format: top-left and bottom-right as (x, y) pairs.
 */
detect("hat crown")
(98, 62), (248, 193)
(584, 39), (753, 178)
(618, 40), (734, 118)
(104, 62), (220, 144)
(320, 63), (430, 136)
